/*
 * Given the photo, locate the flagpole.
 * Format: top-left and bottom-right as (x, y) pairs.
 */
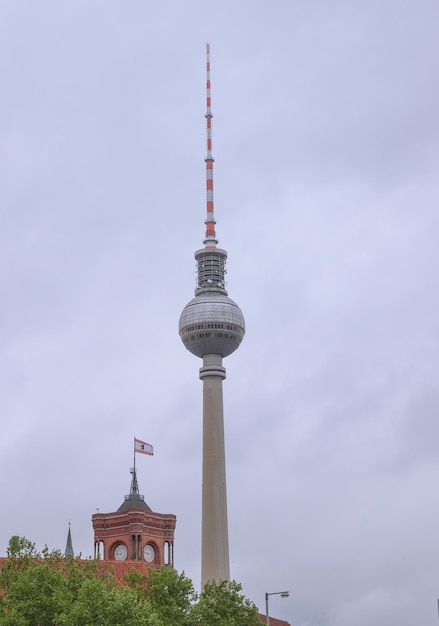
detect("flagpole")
(133, 437), (136, 474)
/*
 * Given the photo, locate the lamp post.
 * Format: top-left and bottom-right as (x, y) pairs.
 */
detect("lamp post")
(265, 590), (289, 626)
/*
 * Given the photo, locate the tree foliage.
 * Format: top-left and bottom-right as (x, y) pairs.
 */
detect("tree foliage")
(194, 579), (261, 626)
(126, 562), (197, 625)
(0, 536), (261, 626)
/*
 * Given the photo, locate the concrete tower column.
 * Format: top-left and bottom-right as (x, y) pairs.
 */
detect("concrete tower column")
(199, 354), (229, 585)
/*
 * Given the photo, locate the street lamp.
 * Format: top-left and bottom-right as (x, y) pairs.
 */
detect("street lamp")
(265, 590), (289, 626)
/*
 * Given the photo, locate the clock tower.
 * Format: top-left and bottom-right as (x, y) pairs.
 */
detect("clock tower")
(92, 468), (176, 566)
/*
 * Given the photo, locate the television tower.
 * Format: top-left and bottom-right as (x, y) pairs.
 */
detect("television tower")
(179, 44), (245, 587)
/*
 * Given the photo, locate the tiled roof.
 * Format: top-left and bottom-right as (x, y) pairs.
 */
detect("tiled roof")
(104, 559), (150, 583)
(258, 613), (292, 626)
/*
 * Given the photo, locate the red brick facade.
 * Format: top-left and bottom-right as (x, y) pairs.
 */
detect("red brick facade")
(92, 506), (176, 566)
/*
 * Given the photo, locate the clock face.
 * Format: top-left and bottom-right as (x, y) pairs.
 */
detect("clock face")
(143, 544), (155, 563)
(114, 544), (128, 561)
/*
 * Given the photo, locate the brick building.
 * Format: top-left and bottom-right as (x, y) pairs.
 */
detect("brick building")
(92, 467), (176, 567)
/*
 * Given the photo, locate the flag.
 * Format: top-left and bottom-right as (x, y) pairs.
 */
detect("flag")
(134, 438), (154, 456)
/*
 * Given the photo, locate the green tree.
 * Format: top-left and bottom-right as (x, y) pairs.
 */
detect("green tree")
(54, 578), (153, 626)
(126, 564), (197, 625)
(193, 579), (261, 626)
(0, 546), (68, 625)
(0, 553), (160, 626)
(0, 536), (261, 626)
(6, 536), (39, 560)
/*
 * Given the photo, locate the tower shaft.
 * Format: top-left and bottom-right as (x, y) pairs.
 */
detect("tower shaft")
(200, 354), (229, 585)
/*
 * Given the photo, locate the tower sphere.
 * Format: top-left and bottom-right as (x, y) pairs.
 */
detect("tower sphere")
(179, 291), (245, 358)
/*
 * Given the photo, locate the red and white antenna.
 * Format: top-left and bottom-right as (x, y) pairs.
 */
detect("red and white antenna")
(204, 42), (217, 248)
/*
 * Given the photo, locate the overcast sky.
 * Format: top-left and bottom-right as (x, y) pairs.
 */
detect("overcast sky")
(1, 1), (439, 624)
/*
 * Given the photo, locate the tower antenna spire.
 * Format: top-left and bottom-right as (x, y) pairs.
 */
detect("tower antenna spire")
(204, 42), (217, 248)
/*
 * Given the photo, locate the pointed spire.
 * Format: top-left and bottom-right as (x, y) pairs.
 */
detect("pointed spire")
(192, 44), (228, 295)
(204, 42), (217, 248)
(65, 522), (74, 557)
(129, 466), (140, 496)
(117, 467), (152, 512)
